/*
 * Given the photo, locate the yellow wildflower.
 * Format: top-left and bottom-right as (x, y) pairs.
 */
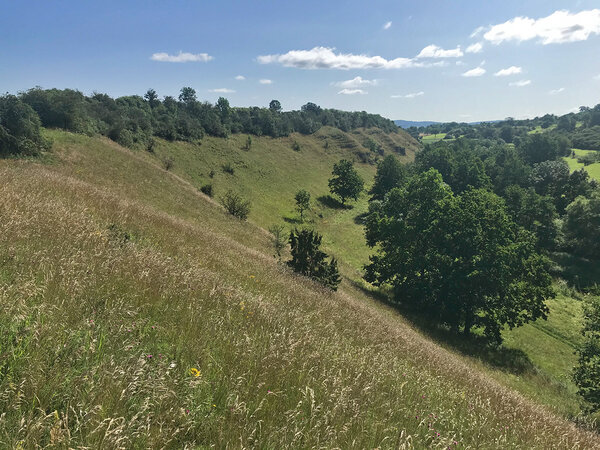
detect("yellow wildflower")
(189, 368), (201, 377)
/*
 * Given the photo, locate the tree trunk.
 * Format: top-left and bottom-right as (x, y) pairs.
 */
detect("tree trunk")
(463, 311), (473, 336)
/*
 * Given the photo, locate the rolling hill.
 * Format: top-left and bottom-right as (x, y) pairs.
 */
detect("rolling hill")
(0, 127), (598, 448)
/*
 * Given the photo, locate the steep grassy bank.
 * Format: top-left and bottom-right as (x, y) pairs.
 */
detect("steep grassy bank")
(0, 130), (597, 447)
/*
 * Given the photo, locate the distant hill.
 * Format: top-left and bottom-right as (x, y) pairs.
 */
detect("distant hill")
(395, 120), (440, 128)
(395, 119), (501, 128)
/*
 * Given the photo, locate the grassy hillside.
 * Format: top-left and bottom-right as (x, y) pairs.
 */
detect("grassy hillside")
(0, 129), (598, 448)
(136, 126), (417, 273)
(564, 148), (600, 181)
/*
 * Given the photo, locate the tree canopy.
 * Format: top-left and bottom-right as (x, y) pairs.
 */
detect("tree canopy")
(328, 159), (364, 205)
(365, 169), (554, 343)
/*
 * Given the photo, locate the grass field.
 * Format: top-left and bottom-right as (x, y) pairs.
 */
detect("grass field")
(564, 148), (600, 181)
(0, 129), (597, 447)
(421, 133), (447, 144)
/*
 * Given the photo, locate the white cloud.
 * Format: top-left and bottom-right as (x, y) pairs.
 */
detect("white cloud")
(483, 9), (600, 45)
(383, 21), (392, 30)
(462, 66), (486, 77)
(470, 26), (485, 38)
(594, 74), (600, 80)
(549, 87), (565, 94)
(235, 75), (245, 80)
(334, 76), (378, 88)
(391, 91), (424, 99)
(417, 44), (463, 58)
(257, 46), (423, 70)
(509, 79), (531, 87)
(209, 88), (235, 93)
(465, 42), (483, 53)
(494, 65), (522, 76)
(456, 60), (466, 66)
(338, 88), (367, 95)
(150, 51), (213, 63)
(259, 79), (273, 84)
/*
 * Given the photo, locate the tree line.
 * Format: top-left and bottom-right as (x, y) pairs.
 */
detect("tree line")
(0, 87), (398, 156)
(405, 103), (600, 151)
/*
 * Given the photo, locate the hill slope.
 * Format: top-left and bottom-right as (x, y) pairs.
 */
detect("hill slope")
(0, 130), (597, 448)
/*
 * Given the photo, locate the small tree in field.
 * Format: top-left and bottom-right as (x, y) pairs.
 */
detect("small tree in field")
(328, 159), (364, 205)
(268, 224), (287, 258)
(220, 190), (251, 220)
(288, 229), (340, 291)
(295, 189), (311, 222)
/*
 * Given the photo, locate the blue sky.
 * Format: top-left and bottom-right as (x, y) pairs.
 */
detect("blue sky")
(1, 0), (599, 121)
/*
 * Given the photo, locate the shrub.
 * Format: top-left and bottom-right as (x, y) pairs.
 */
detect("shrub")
(162, 156), (174, 171)
(222, 162), (235, 175)
(220, 190), (250, 220)
(146, 138), (156, 153)
(292, 140), (301, 151)
(288, 228), (341, 291)
(268, 224), (287, 258)
(200, 183), (213, 197)
(209, 170), (215, 178)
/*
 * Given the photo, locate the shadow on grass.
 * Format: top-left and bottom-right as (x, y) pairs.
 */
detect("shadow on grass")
(349, 279), (536, 375)
(550, 252), (600, 292)
(317, 195), (352, 210)
(283, 216), (302, 225)
(353, 212), (369, 225)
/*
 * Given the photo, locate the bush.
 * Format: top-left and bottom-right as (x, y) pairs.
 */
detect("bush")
(268, 224), (287, 258)
(220, 190), (250, 220)
(222, 162), (235, 175)
(292, 140), (301, 151)
(573, 296), (600, 413)
(162, 156), (174, 171)
(200, 183), (213, 197)
(287, 228), (341, 291)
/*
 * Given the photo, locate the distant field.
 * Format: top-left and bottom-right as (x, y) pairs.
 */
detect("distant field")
(564, 148), (600, 181)
(421, 133), (446, 144)
(528, 124), (557, 134)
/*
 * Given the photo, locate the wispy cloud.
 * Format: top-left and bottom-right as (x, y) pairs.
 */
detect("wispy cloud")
(549, 87), (565, 94)
(257, 46), (423, 70)
(150, 51), (213, 63)
(383, 21), (392, 30)
(417, 44), (463, 58)
(391, 91), (424, 99)
(259, 79), (273, 85)
(470, 26), (485, 38)
(594, 74), (600, 80)
(235, 75), (245, 80)
(494, 66), (522, 76)
(509, 79), (531, 87)
(462, 66), (486, 77)
(483, 9), (600, 45)
(209, 88), (235, 93)
(334, 76), (377, 88)
(465, 42), (483, 53)
(338, 88), (367, 95)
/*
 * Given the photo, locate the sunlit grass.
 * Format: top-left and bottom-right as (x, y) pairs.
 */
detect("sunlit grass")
(0, 130), (597, 447)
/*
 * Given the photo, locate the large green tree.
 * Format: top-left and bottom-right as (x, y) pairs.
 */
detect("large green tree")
(0, 95), (49, 155)
(369, 154), (407, 201)
(328, 159), (364, 205)
(563, 191), (600, 259)
(365, 169), (554, 343)
(573, 296), (600, 412)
